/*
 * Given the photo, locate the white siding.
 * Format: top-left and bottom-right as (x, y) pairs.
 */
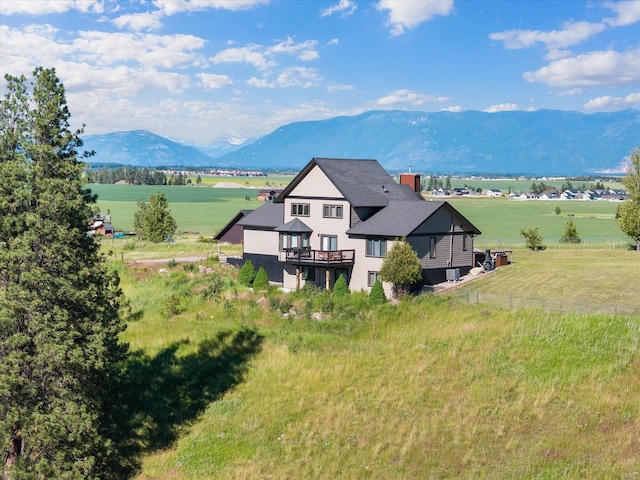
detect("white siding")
(288, 165), (342, 200)
(243, 229), (279, 256)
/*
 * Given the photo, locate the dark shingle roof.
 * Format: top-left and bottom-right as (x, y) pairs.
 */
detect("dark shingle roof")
(275, 218), (312, 233)
(347, 201), (481, 237)
(236, 201), (284, 228)
(276, 158), (423, 208)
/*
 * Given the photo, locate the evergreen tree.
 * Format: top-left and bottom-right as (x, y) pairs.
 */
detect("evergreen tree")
(559, 219), (581, 244)
(238, 259), (256, 287)
(252, 266), (270, 291)
(0, 68), (128, 478)
(133, 191), (177, 242)
(332, 274), (350, 299)
(379, 238), (423, 298)
(616, 148), (640, 252)
(369, 280), (387, 305)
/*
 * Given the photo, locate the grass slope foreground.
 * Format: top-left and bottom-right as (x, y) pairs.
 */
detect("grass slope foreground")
(113, 250), (640, 480)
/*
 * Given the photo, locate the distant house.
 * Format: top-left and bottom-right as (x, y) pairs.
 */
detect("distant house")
(214, 209), (253, 244)
(93, 221), (114, 237)
(538, 189), (561, 200)
(232, 158), (481, 295)
(256, 189), (283, 201)
(486, 189), (502, 198)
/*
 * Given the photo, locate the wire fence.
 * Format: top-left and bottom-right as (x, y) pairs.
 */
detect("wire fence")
(450, 290), (640, 318)
(477, 238), (636, 251)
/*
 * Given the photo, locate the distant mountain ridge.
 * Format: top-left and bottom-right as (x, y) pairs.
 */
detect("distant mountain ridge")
(82, 109), (640, 175)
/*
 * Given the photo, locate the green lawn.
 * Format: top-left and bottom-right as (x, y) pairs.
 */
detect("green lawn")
(109, 253), (640, 480)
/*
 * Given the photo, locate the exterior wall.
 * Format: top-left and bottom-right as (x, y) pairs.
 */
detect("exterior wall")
(240, 253), (283, 283)
(243, 228), (280, 256)
(218, 224), (243, 244)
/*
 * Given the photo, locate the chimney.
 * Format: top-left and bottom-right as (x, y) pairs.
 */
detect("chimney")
(400, 172), (421, 193)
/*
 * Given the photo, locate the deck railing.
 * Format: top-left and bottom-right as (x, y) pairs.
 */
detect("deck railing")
(282, 248), (355, 265)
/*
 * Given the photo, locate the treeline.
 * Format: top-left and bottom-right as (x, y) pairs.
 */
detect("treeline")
(86, 166), (201, 185)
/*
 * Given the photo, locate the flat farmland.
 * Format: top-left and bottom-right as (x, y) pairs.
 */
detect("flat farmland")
(90, 184), (628, 247)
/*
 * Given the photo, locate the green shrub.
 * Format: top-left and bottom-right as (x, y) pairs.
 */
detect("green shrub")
(183, 263), (196, 272)
(167, 258), (178, 268)
(253, 267), (270, 291)
(163, 293), (181, 317)
(238, 259), (256, 286)
(369, 280), (387, 304)
(559, 219), (581, 244)
(520, 227), (545, 251)
(332, 274), (350, 299)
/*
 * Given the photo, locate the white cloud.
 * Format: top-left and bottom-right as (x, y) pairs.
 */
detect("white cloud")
(248, 67), (322, 88)
(603, 0), (640, 27)
(377, 89), (450, 106)
(584, 92), (640, 111)
(112, 12), (164, 31)
(269, 37), (319, 61)
(211, 45), (275, 70)
(152, 0), (268, 16)
(490, 21), (605, 50)
(484, 103), (520, 113)
(197, 72), (233, 89)
(523, 48), (640, 88)
(442, 106), (463, 112)
(0, 0), (104, 15)
(320, 0), (356, 18)
(376, 0), (454, 37)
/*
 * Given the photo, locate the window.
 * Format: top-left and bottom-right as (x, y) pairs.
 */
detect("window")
(368, 271), (381, 287)
(320, 235), (337, 251)
(291, 203), (309, 216)
(302, 266), (315, 281)
(366, 238), (387, 257)
(462, 234), (468, 251)
(281, 233), (309, 250)
(430, 237), (437, 258)
(323, 204), (343, 218)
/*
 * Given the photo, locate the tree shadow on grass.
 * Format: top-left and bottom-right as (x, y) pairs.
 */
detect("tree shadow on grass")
(107, 327), (263, 477)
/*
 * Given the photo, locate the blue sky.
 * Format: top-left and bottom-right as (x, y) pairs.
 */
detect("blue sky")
(1, 0), (639, 145)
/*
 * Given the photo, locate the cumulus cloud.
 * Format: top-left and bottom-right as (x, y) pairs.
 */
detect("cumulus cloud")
(327, 84), (354, 92)
(484, 103), (520, 113)
(523, 48), (640, 88)
(248, 67), (322, 88)
(584, 92), (640, 111)
(602, 0), (640, 27)
(376, 0), (454, 36)
(197, 73), (233, 89)
(270, 37), (319, 61)
(211, 37), (319, 70)
(442, 106), (464, 112)
(377, 89), (450, 106)
(320, 0), (356, 18)
(0, 0), (105, 15)
(112, 11), (164, 31)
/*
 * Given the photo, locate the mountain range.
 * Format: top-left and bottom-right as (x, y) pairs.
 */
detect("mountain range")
(82, 109), (640, 175)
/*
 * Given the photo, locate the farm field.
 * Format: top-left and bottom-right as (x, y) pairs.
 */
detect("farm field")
(108, 251), (640, 479)
(90, 183), (628, 248)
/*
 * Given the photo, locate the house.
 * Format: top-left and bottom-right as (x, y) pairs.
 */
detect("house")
(486, 189), (502, 198)
(256, 189), (283, 201)
(213, 209), (253, 244)
(234, 158), (481, 296)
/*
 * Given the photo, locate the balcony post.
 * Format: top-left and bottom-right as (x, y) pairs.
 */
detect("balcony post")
(325, 269), (331, 291)
(296, 266), (301, 289)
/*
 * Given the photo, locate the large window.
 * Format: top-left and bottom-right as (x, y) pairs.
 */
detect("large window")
(368, 271), (381, 287)
(430, 237), (437, 258)
(291, 203), (309, 216)
(366, 238), (387, 257)
(323, 204), (343, 218)
(320, 235), (337, 251)
(302, 266), (315, 281)
(281, 232), (309, 250)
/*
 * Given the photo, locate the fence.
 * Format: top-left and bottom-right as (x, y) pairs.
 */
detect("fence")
(450, 290), (640, 318)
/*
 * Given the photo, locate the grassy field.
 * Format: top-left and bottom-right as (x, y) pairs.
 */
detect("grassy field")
(89, 183), (628, 248)
(107, 248), (640, 479)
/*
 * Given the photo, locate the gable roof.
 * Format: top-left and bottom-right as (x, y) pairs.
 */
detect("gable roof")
(347, 200), (481, 237)
(213, 209), (252, 241)
(236, 201), (284, 229)
(275, 158), (422, 208)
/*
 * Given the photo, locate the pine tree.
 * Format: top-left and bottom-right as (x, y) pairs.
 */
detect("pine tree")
(0, 68), (128, 478)
(133, 191), (177, 242)
(252, 266), (270, 291)
(238, 259), (256, 287)
(379, 238), (423, 298)
(559, 219), (581, 244)
(332, 274), (350, 299)
(369, 280), (387, 305)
